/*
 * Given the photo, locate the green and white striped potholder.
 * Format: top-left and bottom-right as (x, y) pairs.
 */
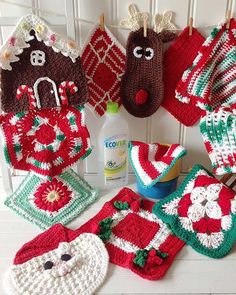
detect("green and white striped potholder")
(4, 169), (99, 229)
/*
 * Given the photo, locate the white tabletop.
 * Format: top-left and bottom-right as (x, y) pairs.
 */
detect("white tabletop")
(0, 176), (236, 295)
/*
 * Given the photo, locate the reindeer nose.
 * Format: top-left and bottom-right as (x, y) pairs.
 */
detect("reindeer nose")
(135, 89), (148, 105)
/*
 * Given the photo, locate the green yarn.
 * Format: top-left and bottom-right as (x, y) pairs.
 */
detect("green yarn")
(4, 169), (99, 230)
(98, 217), (113, 241)
(133, 250), (149, 268)
(113, 201), (130, 210)
(153, 164), (236, 258)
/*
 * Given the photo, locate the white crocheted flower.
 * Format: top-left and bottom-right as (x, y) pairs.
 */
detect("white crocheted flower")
(187, 184), (222, 222)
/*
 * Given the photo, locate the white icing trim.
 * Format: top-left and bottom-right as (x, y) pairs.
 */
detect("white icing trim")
(0, 14), (80, 71)
(33, 77), (60, 108)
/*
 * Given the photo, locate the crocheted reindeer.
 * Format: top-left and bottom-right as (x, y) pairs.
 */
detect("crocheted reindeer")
(120, 5), (176, 118)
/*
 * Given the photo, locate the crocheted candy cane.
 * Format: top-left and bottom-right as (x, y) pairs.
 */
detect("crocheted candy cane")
(58, 81), (78, 105)
(16, 85), (37, 109)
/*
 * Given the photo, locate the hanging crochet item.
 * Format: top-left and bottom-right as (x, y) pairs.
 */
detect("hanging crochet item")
(0, 14), (88, 113)
(153, 164), (236, 258)
(0, 99), (91, 178)
(176, 19), (236, 111)
(4, 224), (109, 295)
(200, 106), (236, 175)
(128, 141), (186, 188)
(76, 187), (185, 280)
(82, 23), (126, 117)
(4, 169), (98, 229)
(162, 27), (205, 126)
(120, 4), (176, 117)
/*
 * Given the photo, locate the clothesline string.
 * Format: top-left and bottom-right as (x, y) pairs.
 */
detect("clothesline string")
(0, 0), (222, 31)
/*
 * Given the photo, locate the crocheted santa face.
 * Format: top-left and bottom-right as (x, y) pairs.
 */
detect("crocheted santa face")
(5, 225), (109, 295)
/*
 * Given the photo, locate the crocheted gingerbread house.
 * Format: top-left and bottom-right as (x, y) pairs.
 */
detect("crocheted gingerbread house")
(0, 14), (89, 113)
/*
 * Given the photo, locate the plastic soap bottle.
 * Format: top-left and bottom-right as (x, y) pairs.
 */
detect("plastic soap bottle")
(98, 102), (129, 189)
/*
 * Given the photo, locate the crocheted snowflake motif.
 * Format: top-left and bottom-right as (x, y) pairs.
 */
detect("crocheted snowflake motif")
(33, 179), (72, 212)
(153, 164), (236, 258)
(0, 106), (91, 178)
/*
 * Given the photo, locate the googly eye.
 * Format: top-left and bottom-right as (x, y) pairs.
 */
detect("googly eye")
(145, 48), (154, 60)
(133, 46), (143, 58)
(44, 261), (54, 270)
(61, 254), (72, 261)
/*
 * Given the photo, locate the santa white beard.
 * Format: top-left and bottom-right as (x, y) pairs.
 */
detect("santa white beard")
(5, 233), (109, 295)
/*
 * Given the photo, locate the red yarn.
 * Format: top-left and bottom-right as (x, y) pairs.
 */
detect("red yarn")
(13, 224), (75, 265)
(135, 89), (148, 105)
(162, 27), (205, 126)
(76, 187), (185, 280)
(0, 106), (91, 178)
(82, 25), (125, 116)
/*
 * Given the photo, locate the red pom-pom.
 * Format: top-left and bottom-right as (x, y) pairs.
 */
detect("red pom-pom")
(135, 89), (148, 105)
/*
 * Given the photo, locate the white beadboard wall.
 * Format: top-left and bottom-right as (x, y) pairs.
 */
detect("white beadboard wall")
(0, 0), (235, 190)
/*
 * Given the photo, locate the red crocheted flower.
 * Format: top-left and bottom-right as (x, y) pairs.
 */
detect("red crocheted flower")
(34, 179), (72, 212)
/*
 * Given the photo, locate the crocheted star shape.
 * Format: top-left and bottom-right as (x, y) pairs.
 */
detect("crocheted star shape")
(4, 169), (98, 229)
(128, 141), (186, 188)
(4, 224), (108, 295)
(0, 106), (91, 178)
(153, 164), (236, 258)
(76, 187), (185, 280)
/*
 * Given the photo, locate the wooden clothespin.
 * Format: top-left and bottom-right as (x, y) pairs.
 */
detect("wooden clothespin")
(226, 10), (231, 29)
(99, 13), (105, 31)
(143, 17), (147, 37)
(188, 17), (193, 36)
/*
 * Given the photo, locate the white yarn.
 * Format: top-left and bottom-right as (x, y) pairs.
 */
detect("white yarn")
(0, 14), (80, 71)
(4, 233), (109, 295)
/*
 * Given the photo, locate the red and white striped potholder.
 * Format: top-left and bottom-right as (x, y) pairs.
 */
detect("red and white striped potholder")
(128, 141), (187, 188)
(82, 24), (126, 116)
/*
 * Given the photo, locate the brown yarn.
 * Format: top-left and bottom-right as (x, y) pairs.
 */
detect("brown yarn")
(1, 31), (89, 113)
(120, 28), (175, 118)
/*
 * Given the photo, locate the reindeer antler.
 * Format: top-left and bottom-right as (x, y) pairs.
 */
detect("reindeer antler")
(120, 4), (149, 31)
(154, 11), (177, 33)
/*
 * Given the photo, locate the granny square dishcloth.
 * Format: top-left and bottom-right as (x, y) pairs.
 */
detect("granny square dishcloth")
(162, 26), (205, 126)
(76, 187), (185, 280)
(0, 14), (89, 113)
(176, 19), (236, 112)
(128, 141), (187, 188)
(4, 169), (98, 229)
(200, 106), (236, 175)
(0, 106), (91, 179)
(82, 23), (126, 117)
(4, 224), (109, 295)
(153, 164), (236, 258)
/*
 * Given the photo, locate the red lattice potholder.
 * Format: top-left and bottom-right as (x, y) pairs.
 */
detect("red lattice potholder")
(82, 24), (126, 116)
(76, 187), (185, 280)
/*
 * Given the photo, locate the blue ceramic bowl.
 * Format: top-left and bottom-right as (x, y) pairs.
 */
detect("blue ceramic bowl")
(136, 177), (178, 200)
